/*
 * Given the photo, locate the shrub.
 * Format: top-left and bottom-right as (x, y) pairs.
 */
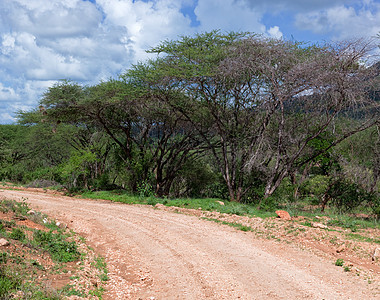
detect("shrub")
(0, 268), (20, 298)
(325, 178), (376, 212)
(9, 228), (26, 241)
(335, 258), (344, 266)
(300, 175), (330, 198)
(33, 231), (80, 262)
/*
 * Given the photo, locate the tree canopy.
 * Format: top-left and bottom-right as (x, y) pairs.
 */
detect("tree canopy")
(10, 31), (379, 210)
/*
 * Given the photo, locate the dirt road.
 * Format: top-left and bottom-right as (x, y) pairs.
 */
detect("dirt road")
(1, 188), (378, 299)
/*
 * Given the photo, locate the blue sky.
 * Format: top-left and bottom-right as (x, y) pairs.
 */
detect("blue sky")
(1, 0), (380, 124)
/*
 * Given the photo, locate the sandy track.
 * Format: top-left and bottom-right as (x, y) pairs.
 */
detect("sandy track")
(1, 188), (378, 299)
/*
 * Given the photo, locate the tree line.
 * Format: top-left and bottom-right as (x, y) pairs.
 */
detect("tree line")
(1, 31), (379, 213)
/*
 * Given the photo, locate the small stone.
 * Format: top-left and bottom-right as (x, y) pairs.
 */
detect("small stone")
(12, 291), (24, 299)
(0, 238), (10, 247)
(372, 247), (380, 261)
(336, 245), (346, 253)
(27, 210), (36, 215)
(216, 201), (225, 206)
(154, 203), (165, 209)
(275, 210), (291, 220)
(311, 222), (327, 229)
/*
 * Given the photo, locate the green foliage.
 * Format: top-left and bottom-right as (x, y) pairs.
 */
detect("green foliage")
(335, 258), (344, 266)
(300, 175), (330, 198)
(372, 197), (380, 217)
(0, 252), (7, 264)
(258, 196), (279, 212)
(93, 256), (108, 282)
(0, 269), (20, 298)
(33, 230), (80, 262)
(171, 158), (217, 198)
(59, 150), (98, 190)
(82, 190), (276, 219)
(137, 180), (155, 198)
(9, 228), (26, 241)
(326, 178), (377, 212)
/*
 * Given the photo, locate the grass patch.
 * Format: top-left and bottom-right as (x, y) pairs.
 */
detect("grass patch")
(93, 256), (108, 282)
(335, 258), (344, 266)
(202, 217), (254, 232)
(32, 230), (80, 263)
(0, 199), (105, 299)
(81, 190), (276, 219)
(346, 233), (380, 244)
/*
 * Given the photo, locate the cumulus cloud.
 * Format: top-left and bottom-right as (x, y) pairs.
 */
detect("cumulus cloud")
(0, 113), (15, 124)
(242, 0), (351, 14)
(0, 0), (379, 123)
(0, 83), (19, 101)
(194, 0), (266, 33)
(295, 1), (380, 40)
(267, 26), (283, 39)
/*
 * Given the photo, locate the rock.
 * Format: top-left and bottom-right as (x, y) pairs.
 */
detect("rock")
(275, 210), (291, 220)
(154, 203), (165, 209)
(0, 238), (10, 247)
(336, 245), (346, 253)
(372, 247), (380, 261)
(216, 201), (225, 206)
(27, 210), (36, 215)
(311, 222), (327, 229)
(58, 222), (67, 229)
(12, 291), (24, 299)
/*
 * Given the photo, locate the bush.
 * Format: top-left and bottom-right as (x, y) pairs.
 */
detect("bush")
(325, 178), (377, 212)
(9, 228), (26, 241)
(300, 175), (330, 198)
(259, 196), (279, 212)
(33, 231), (80, 262)
(0, 268), (20, 298)
(372, 196), (380, 218)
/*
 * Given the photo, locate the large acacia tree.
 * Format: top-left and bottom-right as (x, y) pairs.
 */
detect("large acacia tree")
(30, 79), (205, 195)
(133, 31), (380, 202)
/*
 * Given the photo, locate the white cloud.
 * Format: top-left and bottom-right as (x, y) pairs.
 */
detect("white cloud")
(267, 26), (283, 39)
(0, 0), (379, 123)
(294, 1), (380, 40)
(97, 0), (194, 62)
(194, 0), (266, 33)
(2, 0), (102, 38)
(0, 83), (19, 101)
(0, 113), (16, 124)
(242, 0), (351, 14)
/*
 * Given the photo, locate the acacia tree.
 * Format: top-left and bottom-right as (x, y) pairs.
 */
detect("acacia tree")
(32, 79), (205, 195)
(138, 31), (380, 202)
(245, 40), (380, 201)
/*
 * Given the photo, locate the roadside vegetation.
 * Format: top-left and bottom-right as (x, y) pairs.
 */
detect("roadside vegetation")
(0, 199), (107, 299)
(0, 31), (379, 230)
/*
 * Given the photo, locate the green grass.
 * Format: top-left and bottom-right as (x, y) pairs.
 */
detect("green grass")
(81, 190), (380, 233)
(346, 233), (380, 244)
(0, 199), (106, 299)
(335, 258), (344, 266)
(32, 230), (80, 262)
(81, 190), (276, 219)
(202, 217), (254, 232)
(93, 256), (108, 282)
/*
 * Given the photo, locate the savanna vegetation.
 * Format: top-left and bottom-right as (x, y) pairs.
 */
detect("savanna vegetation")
(1, 31), (380, 219)
(0, 199), (107, 299)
